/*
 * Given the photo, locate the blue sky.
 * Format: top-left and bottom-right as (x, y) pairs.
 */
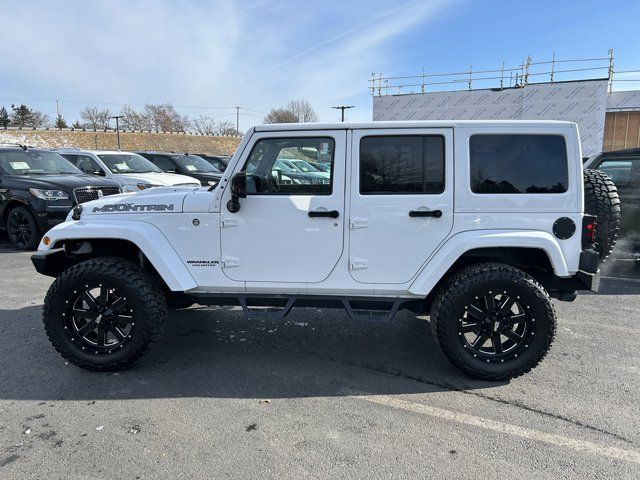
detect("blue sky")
(1, 0), (639, 131)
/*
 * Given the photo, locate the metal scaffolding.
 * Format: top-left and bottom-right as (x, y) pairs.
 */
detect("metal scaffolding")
(369, 51), (639, 96)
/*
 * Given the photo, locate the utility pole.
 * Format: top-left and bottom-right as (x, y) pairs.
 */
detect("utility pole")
(110, 115), (124, 150)
(236, 106), (240, 135)
(332, 105), (355, 122)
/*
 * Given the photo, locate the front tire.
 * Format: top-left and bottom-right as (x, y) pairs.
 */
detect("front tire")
(43, 257), (167, 371)
(430, 263), (556, 380)
(7, 206), (40, 250)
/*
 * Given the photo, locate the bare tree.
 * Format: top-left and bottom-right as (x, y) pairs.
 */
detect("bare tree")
(120, 105), (146, 131)
(193, 116), (240, 136)
(264, 100), (318, 124)
(79, 106), (112, 129)
(143, 104), (190, 132)
(214, 120), (239, 136)
(264, 107), (298, 124)
(286, 100), (318, 122)
(193, 115), (217, 135)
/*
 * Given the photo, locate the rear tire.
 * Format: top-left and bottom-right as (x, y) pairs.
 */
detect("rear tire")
(583, 169), (620, 261)
(43, 257), (167, 371)
(430, 263), (556, 381)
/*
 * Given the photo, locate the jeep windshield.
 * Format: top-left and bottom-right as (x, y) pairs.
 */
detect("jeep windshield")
(173, 155), (219, 173)
(0, 150), (82, 175)
(98, 153), (162, 174)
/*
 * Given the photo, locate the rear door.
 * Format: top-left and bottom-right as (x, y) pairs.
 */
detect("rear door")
(349, 128), (454, 284)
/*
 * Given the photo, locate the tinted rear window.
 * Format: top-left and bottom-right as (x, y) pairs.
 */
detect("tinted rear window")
(360, 135), (445, 194)
(470, 134), (568, 194)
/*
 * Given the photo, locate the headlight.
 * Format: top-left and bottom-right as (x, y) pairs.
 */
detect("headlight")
(137, 183), (162, 190)
(30, 188), (69, 200)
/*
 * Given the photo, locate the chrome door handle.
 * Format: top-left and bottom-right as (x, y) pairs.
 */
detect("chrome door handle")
(409, 210), (442, 218)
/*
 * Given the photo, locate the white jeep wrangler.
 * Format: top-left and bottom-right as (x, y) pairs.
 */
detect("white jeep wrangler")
(32, 121), (615, 380)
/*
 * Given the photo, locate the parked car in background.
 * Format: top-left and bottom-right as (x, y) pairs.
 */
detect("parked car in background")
(584, 148), (640, 261)
(0, 145), (121, 249)
(310, 162), (331, 173)
(270, 159), (328, 185)
(281, 158), (331, 180)
(136, 152), (222, 187)
(196, 154), (231, 172)
(55, 149), (200, 192)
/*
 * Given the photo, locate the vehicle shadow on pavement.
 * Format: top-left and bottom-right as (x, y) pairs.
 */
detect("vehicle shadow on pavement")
(0, 304), (508, 401)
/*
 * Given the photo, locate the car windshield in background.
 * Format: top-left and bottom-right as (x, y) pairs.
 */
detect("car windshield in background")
(99, 154), (162, 174)
(0, 150), (82, 175)
(174, 155), (219, 173)
(288, 159), (318, 172)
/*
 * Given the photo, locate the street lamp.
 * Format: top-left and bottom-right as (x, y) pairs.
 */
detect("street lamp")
(110, 115), (124, 150)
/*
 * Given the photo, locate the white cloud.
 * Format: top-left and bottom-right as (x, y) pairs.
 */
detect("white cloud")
(0, 0), (456, 128)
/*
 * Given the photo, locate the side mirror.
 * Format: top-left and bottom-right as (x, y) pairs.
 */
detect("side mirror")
(227, 172), (247, 213)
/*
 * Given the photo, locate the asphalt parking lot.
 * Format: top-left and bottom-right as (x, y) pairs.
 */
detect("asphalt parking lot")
(1, 233), (639, 479)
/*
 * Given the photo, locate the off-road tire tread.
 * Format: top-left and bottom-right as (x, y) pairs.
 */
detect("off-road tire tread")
(430, 262), (557, 380)
(583, 169), (620, 261)
(43, 257), (167, 371)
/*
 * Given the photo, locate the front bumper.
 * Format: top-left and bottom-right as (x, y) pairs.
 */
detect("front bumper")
(31, 248), (70, 277)
(32, 202), (73, 233)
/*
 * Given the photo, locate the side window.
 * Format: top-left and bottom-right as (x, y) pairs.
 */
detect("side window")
(242, 137), (334, 195)
(75, 155), (102, 174)
(151, 156), (177, 172)
(360, 135), (444, 194)
(597, 158), (640, 189)
(470, 134), (568, 194)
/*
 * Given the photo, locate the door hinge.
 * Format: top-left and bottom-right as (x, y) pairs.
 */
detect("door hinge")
(350, 217), (368, 229)
(220, 216), (239, 228)
(222, 256), (239, 268)
(349, 258), (368, 270)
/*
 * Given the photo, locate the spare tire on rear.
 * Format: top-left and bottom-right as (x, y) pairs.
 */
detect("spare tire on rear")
(583, 169), (621, 261)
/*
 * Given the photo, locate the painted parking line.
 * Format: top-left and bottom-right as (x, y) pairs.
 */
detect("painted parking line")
(347, 392), (640, 464)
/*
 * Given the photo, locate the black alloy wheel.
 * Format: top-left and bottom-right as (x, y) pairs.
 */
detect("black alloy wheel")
(63, 283), (135, 355)
(458, 291), (534, 363)
(7, 206), (40, 250)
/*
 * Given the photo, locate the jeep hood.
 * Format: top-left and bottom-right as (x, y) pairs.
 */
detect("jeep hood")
(81, 187), (191, 215)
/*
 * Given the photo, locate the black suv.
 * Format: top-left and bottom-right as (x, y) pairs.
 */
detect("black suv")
(0, 146), (121, 249)
(195, 153), (230, 172)
(586, 148), (640, 260)
(136, 152), (222, 187)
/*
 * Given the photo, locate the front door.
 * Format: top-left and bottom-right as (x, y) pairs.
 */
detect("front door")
(220, 131), (346, 283)
(349, 128), (454, 284)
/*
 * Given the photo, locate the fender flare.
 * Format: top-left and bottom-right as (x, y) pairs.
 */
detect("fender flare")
(37, 219), (197, 291)
(408, 230), (569, 296)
